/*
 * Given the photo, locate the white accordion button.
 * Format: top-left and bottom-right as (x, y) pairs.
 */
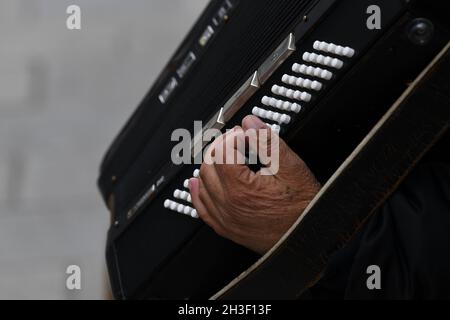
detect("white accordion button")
(265, 123), (281, 134)
(183, 206), (192, 215)
(177, 204), (185, 213)
(271, 85), (311, 102)
(302, 52), (344, 69)
(281, 74), (322, 91)
(193, 169), (200, 178)
(183, 179), (190, 189)
(342, 47), (355, 58)
(313, 40), (355, 58)
(164, 199), (171, 209)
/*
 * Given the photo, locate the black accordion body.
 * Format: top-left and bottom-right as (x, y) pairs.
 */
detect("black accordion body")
(98, 0), (450, 299)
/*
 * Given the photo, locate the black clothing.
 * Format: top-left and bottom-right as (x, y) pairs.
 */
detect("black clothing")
(309, 162), (450, 299)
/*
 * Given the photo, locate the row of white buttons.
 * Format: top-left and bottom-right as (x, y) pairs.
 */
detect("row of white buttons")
(163, 168), (200, 219)
(292, 63), (333, 80)
(303, 52), (344, 69)
(164, 199), (198, 218)
(252, 106), (291, 124)
(281, 74), (322, 91)
(313, 41), (355, 58)
(271, 85), (312, 102)
(261, 96), (302, 113)
(174, 189), (192, 203)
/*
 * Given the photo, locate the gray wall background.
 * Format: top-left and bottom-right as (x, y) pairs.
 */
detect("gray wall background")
(0, 0), (208, 299)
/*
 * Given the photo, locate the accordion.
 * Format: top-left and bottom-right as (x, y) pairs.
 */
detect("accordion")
(98, 0), (450, 299)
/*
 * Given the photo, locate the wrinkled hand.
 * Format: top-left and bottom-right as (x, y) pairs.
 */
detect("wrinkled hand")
(189, 115), (321, 254)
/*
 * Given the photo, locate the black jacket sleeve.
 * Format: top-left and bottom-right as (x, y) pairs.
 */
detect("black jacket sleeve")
(309, 162), (450, 299)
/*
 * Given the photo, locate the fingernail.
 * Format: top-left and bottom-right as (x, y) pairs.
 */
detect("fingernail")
(188, 178), (196, 190)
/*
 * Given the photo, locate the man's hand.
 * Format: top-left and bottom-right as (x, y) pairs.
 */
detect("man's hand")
(189, 115), (321, 254)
